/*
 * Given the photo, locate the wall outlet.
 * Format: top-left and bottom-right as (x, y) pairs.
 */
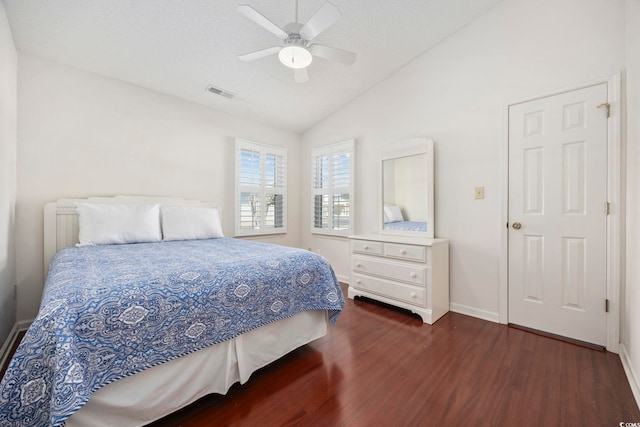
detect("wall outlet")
(475, 186), (485, 199)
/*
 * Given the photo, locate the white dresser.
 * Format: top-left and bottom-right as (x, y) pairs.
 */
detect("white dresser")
(348, 234), (449, 324)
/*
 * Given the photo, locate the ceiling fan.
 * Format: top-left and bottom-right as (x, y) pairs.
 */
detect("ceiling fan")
(237, 1), (357, 83)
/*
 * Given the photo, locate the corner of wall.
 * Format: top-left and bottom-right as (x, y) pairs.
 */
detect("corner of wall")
(0, 0), (18, 347)
(621, 0), (640, 412)
(620, 343), (640, 410)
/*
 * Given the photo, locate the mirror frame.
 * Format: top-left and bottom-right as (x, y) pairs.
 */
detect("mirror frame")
(379, 137), (434, 238)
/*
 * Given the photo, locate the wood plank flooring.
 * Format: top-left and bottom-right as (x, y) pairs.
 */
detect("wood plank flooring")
(2, 283), (638, 426)
(151, 284), (640, 426)
(0, 330), (24, 382)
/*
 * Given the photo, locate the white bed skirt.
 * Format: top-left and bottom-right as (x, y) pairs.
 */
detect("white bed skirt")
(67, 310), (327, 427)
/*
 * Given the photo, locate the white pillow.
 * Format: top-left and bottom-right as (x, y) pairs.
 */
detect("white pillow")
(161, 206), (224, 241)
(383, 205), (404, 223)
(76, 203), (162, 246)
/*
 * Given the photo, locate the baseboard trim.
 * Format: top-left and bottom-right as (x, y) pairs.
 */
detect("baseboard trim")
(338, 284), (499, 324)
(449, 303), (500, 324)
(0, 320), (32, 372)
(336, 274), (349, 284)
(0, 324), (19, 373)
(619, 343), (640, 410)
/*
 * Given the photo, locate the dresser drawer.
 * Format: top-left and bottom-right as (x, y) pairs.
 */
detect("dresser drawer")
(384, 243), (427, 263)
(352, 257), (426, 286)
(352, 240), (384, 255)
(352, 274), (426, 307)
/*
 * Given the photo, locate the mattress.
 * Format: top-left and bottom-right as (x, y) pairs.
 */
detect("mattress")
(67, 310), (327, 427)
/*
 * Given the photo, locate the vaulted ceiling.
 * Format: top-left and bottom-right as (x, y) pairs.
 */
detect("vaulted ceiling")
(4, 0), (502, 133)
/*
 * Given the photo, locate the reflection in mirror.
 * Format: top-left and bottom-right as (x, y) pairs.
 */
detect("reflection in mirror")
(383, 154), (428, 232)
(380, 138), (434, 238)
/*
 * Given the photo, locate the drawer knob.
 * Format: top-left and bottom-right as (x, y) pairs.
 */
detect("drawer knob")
(410, 292), (417, 299)
(364, 245), (369, 250)
(410, 272), (417, 279)
(400, 249), (407, 255)
(356, 263), (362, 268)
(356, 279), (362, 284)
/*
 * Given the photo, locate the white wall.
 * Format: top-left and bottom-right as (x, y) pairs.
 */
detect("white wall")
(15, 54), (302, 321)
(384, 155), (428, 222)
(623, 0), (640, 405)
(301, 0), (626, 317)
(0, 0), (17, 345)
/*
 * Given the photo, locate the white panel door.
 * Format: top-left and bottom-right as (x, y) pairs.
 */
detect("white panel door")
(508, 83), (608, 346)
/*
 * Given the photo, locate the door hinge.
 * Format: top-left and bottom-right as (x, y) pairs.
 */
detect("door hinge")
(606, 299), (610, 313)
(597, 102), (610, 118)
(605, 201), (610, 215)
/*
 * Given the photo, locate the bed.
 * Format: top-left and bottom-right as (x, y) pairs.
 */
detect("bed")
(383, 221), (428, 232)
(383, 205), (428, 232)
(0, 196), (344, 426)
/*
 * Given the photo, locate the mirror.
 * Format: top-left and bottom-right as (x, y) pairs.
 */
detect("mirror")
(380, 138), (434, 238)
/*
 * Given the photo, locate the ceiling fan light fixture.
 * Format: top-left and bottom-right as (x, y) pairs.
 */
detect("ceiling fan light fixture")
(238, 2), (354, 80)
(279, 45), (312, 69)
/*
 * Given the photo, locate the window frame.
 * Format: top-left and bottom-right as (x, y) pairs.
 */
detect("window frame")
(235, 139), (287, 237)
(310, 139), (355, 236)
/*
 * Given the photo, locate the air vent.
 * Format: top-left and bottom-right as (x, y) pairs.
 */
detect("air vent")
(205, 85), (235, 99)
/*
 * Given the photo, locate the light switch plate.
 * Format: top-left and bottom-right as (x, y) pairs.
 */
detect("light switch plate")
(475, 186), (485, 199)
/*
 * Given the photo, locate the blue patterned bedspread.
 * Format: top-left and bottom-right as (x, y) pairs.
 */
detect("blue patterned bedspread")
(384, 221), (428, 232)
(0, 238), (344, 426)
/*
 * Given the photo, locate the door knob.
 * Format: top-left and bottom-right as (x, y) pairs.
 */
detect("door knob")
(512, 222), (522, 230)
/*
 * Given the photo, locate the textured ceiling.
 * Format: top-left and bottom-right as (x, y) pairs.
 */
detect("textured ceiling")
(4, 0), (502, 133)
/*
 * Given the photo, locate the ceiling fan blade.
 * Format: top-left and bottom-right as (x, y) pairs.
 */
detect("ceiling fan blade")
(299, 2), (341, 41)
(294, 67), (309, 83)
(238, 5), (288, 39)
(238, 46), (282, 61)
(310, 44), (356, 65)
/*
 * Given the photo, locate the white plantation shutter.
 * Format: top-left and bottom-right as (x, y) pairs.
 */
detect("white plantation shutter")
(236, 139), (287, 236)
(311, 140), (355, 235)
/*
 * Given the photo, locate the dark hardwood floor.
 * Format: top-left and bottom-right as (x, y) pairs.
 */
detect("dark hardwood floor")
(3, 283), (639, 426)
(0, 330), (23, 382)
(150, 284), (640, 426)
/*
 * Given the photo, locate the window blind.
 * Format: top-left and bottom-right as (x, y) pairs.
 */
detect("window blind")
(311, 140), (355, 235)
(236, 140), (287, 236)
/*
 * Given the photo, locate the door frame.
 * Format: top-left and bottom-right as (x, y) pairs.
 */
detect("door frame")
(499, 73), (622, 352)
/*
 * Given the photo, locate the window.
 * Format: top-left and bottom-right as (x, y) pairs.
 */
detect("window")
(235, 139), (287, 236)
(311, 140), (355, 235)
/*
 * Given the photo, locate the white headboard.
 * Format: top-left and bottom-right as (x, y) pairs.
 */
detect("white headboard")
(43, 195), (218, 276)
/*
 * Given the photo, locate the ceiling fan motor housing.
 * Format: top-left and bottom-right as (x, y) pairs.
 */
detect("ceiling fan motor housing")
(283, 33), (308, 48)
